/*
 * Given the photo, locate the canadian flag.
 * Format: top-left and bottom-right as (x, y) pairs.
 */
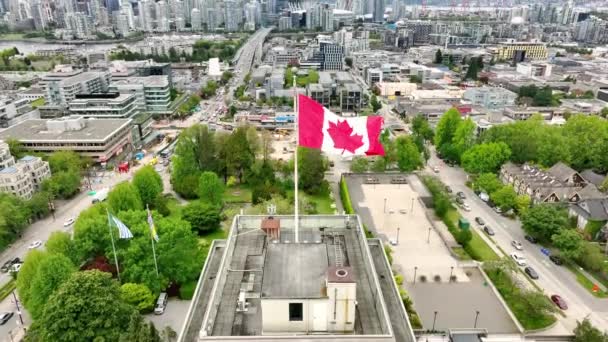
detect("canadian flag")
(298, 94), (385, 156)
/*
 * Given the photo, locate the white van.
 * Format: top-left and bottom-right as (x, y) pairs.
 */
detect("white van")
(154, 292), (168, 315)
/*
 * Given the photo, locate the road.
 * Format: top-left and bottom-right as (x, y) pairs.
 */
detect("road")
(427, 152), (608, 334)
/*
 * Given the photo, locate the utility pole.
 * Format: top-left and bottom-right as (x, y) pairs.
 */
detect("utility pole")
(12, 291), (24, 327)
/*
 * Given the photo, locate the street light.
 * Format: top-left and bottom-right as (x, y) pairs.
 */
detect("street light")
(449, 266), (454, 282)
(474, 310), (480, 328)
(427, 227), (432, 243)
(396, 227), (400, 245)
(384, 198), (387, 213)
(413, 266), (418, 285)
(432, 311), (438, 331)
(12, 291), (24, 327)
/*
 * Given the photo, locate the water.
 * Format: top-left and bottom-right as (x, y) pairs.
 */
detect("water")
(0, 41), (122, 55)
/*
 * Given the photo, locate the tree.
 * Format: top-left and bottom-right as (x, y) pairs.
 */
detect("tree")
(28, 270), (136, 342)
(461, 142), (511, 174)
(350, 157), (369, 173)
(434, 108), (462, 150)
(132, 166), (163, 207)
(474, 173), (502, 194)
(156, 217), (204, 286)
(120, 312), (162, 342)
(224, 127), (254, 183)
(228, 105), (237, 117)
(434, 49), (443, 64)
(464, 57), (482, 80)
(28, 254), (76, 319)
(515, 195), (531, 216)
(72, 204), (113, 260)
(28, 191), (51, 219)
(298, 147), (327, 194)
(120, 283), (156, 313)
(490, 186), (517, 211)
(42, 170), (81, 199)
(16, 250), (46, 310)
(108, 181), (143, 212)
(45, 231), (79, 265)
(411, 115), (434, 141)
(573, 319), (608, 342)
(370, 95), (382, 112)
(182, 201), (222, 234)
(198, 171), (224, 205)
(394, 136), (423, 172)
(345, 57), (353, 67)
(552, 229), (585, 260)
(522, 204), (568, 242)
(6, 138), (25, 159)
(48, 150), (83, 173)
(452, 118), (476, 161)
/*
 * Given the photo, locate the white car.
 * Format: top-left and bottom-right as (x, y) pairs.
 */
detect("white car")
(511, 240), (523, 251)
(433, 166), (440, 173)
(64, 217), (75, 227)
(11, 263), (22, 273)
(510, 252), (527, 266)
(462, 203), (471, 211)
(28, 240), (42, 249)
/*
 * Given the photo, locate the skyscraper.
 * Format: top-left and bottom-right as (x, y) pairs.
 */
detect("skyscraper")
(224, 0), (241, 32)
(373, 0), (384, 23)
(191, 7), (202, 30)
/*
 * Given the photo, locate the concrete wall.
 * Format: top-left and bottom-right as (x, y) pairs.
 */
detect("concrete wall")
(327, 282), (357, 332)
(261, 298), (328, 333)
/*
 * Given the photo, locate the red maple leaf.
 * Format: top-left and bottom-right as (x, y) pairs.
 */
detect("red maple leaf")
(327, 120), (364, 154)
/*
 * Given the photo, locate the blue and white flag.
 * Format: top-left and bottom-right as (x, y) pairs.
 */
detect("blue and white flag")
(110, 214), (133, 239)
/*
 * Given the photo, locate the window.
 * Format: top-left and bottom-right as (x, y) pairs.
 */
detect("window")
(289, 303), (303, 321)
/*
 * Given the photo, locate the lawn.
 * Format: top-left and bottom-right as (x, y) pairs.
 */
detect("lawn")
(566, 263), (608, 298)
(223, 186), (252, 203)
(198, 229), (228, 247)
(451, 247), (472, 260)
(166, 197), (183, 218)
(305, 192), (335, 214)
(486, 269), (557, 330)
(465, 230), (500, 261)
(31, 97), (45, 108)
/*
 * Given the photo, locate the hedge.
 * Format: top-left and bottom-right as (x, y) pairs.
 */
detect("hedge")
(339, 176), (355, 214)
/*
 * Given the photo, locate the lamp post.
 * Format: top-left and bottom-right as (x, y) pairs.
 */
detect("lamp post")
(12, 291), (24, 327)
(474, 310), (480, 328)
(427, 227), (432, 243)
(449, 266), (454, 282)
(396, 227), (400, 245)
(384, 198), (387, 213)
(413, 266), (418, 284)
(432, 311), (438, 331)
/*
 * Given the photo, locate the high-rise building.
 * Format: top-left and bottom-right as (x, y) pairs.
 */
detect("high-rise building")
(224, 0), (241, 32)
(156, 0), (170, 31)
(278, 16), (292, 31)
(191, 8), (202, 30)
(139, 0), (155, 32)
(373, 0), (384, 23)
(207, 7), (218, 30)
(121, 2), (135, 29)
(244, 1), (258, 31)
(65, 12), (92, 38)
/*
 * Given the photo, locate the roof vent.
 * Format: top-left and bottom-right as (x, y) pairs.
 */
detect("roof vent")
(335, 269), (348, 278)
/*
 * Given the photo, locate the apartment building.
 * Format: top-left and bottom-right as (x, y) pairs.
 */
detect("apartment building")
(339, 83), (363, 112)
(0, 98), (40, 128)
(307, 83), (331, 107)
(0, 116), (132, 163)
(68, 93), (139, 119)
(0, 142), (50, 199)
(463, 87), (517, 109)
(109, 76), (171, 114)
(46, 71), (112, 105)
(496, 39), (548, 61)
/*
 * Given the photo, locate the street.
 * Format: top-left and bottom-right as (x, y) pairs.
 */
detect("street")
(426, 152), (608, 333)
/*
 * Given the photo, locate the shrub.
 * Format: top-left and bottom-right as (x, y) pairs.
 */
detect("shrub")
(179, 281), (197, 300)
(409, 313), (423, 329)
(419, 275), (427, 283)
(456, 228), (473, 246)
(394, 274), (404, 286)
(120, 283), (156, 313)
(384, 245), (393, 265)
(434, 275), (441, 282)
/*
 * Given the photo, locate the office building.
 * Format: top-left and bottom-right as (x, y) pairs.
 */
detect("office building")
(339, 83), (363, 112)
(463, 87), (517, 109)
(373, 0), (384, 23)
(68, 93), (139, 119)
(191, 8), (202, 30)
(0, 98), (39, 128)
(278, 16), (291, 31)
(307, 83), (331, 107)
(65, 12), (91, 39)
(46, 71), (112, 105)
(225, 0), (242, 32)
(110, 76), (171, 114)
(0, 116), (133, 163)
(496, 39), (548, 61)
(179, 214), (416, 341)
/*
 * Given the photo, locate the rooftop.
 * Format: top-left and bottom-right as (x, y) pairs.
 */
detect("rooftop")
(61, 72), (107, 87)
(112, 75), (169, 87)
(0, 118), (131, 142)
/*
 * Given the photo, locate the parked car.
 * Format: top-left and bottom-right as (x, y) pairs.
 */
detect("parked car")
(154, 292), (168, 315)
(28, 240), (42, 249)
(524, 235), (537, 244)
(0, 257), (21, 273)
(484, 226), (495, 236)
(479, 192), (490, 202)
(0, 312), (13, 325)
(64, 217), (75, 227)
(462, 203), (471, 211)
(433, 166), (440, 173)
(550, 295), (568, 310)
(510, 252), (527, 266)
(511, 240), (523, 251)
(475, 217), (485, 225)
(445, 186), (453, 193)
(525, 266), (539, 279)
(493, 206), (503, 214)
(457, 191), (466, 199)
(10, 263), (22, 273)
(549, 255), (563, 265)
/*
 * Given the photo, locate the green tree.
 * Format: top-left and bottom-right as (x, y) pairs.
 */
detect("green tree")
(474, 173), (502, 194)
(72, 204), (112, 259)
(156, 217), (204, 285)
(182, 201), (222, 234)
(537, 127), (570, 167)
(45, 231), (79, 265)
(490, 186), (517, 211)
(224, 126), (254, 183)
(16, 250), (46, 310)
(28, 253), (76, 319)
(120, 312), (162, 342)
(464, 57), (482, 80)
(345, 57), (353, 67)
(573, 319), (608, 342)
(552, 229), (585, 260)
(434, 108), (462, 150)
(411, 115), (434, 141)
(452, 118), (476, 161)
(27, 191), (51, 219)
(6, 138), (25, 159)
(132, 166), (163, 207)
(298, 147), (327, 194)
(48, 150), (84, 173)
(108, 181), (143, 212)
(198, 171), (225, 205)
(515, 195), (531, 216)
(394, 136), (423, 172)
(461, 142), (511, 174)
(42, 170), (81, 199)
(28, 270), (136, 342)
(120, 283), (156, 313)
(350, 157), (369, 173)
(522, 204), (568, 242)
(370, 95), (382, 112)
(434, 49), (443, 64)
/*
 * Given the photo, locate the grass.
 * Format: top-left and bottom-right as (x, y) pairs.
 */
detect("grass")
(223, 186), (252, 203)
(452, 247), (473, 260)
(31, 97), (45, 108)
(0, 280), (16, 301)
(166, 197), (183, 219)
(305, 192), (335, 214)
(465, 230), (500, 261)
(486, 269), (557, 330)
(566, 263), (608, 298)
(198, 229), (228, 247)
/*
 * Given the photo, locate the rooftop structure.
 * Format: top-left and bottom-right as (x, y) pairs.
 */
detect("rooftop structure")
(109, 76), (171, 114)
(69, 93), (139, 119)
(180, 215), (415, 342)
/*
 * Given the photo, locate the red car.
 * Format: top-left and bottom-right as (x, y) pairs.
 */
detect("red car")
(551, 295), (568, 310)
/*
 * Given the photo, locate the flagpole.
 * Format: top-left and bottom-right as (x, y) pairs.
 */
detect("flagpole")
(147, 204), (160, 277)
(293, 74), (299, 244)
(106, 209), (122, 283)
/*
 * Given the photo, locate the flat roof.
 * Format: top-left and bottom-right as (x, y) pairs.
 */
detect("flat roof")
(61, 72), (107, 86)
(0, 118), (131, 142)
(112, 75), (169, 87)
(261, 243), (328, 299)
